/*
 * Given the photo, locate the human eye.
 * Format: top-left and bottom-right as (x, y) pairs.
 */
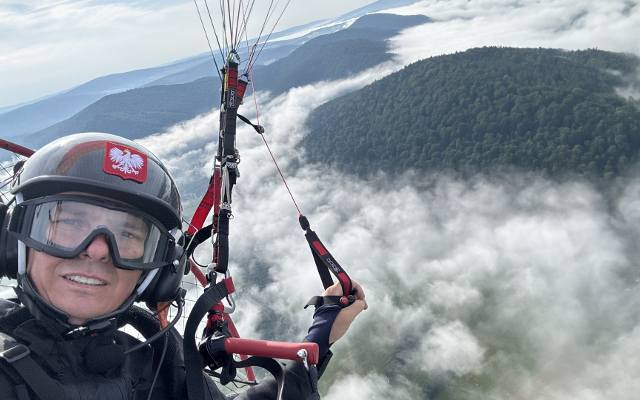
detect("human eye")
(50, 213), (85, 228)
(118, 229), (146, 259)
(119, 217), (148, 241)
(120, 229), (144, 241)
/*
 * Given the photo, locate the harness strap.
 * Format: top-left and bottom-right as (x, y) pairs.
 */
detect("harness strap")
(0, 354), (31, 400)
(187, 173), (219, 237)
(0, 332), (65, 400)
(235, 356), (285, 400)
(184, 278), (234, 400)
(15, 384), (31, 400)
(185, 223), (213, 258)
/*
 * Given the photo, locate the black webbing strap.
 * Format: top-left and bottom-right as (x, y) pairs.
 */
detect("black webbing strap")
(309, 243), (334, 290)
(237, 114), (265, 134)
(299, 216), (355, 308)
(15, 385), (30, 400)
(184, 278), (234, 400)
(304, 295), (349, 309)
(0, 333), (65, 400)
(234, 356), (286, 400)
(215, 208), (231, 274)
(0, 356), (30, 400)
(185, 224), (213, 258)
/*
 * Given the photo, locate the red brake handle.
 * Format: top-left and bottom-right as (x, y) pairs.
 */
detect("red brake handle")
(224, 338), (319, 365)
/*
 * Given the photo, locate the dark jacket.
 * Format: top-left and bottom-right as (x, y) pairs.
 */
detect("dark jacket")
(0, 299), (317, 400)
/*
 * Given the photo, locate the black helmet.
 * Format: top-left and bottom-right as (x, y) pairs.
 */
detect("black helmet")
(3, 133), (186, 329)
(11, 132), (181, 229)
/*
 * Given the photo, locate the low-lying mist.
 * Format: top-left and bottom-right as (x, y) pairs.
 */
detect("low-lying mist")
(139, 61), (640, 399)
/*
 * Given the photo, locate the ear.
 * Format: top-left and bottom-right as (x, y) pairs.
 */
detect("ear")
(138, 262), (185, 303)
(137, 229), (187, 303)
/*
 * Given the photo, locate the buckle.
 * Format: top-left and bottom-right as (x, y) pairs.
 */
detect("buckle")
(0, 343), (31, 363)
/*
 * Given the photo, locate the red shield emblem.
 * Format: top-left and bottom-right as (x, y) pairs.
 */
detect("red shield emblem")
(103, 142), (148, 183)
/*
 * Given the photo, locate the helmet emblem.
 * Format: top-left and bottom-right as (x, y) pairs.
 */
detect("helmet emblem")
(103, 142), (148, 183)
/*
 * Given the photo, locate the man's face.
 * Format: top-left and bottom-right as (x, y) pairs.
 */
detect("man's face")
(27, 202), (144, 325)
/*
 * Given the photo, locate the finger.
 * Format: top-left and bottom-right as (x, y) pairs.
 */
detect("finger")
(337, 300), (367, 325)
(347, 299), (367, 316)
(351, 281), (366, 301)
(321, 281), (343, 297)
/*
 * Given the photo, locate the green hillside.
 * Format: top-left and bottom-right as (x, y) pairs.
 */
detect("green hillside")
(303, 47), (640, 180)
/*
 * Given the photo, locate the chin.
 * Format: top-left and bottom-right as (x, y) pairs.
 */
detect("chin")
(54, 299), (110, 324)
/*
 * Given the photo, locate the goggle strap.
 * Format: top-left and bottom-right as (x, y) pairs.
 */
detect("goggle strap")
(137, 269), (159, 295)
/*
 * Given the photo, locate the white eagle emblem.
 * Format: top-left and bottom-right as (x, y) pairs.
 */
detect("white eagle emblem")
(109, 147), (144, 175)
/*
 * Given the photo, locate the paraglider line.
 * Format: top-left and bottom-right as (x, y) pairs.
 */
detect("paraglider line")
(249, 78), (303, 217)
(193, 0), (223, 82)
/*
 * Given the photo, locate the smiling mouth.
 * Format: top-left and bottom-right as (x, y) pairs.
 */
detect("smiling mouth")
(63, 275), (107, 286)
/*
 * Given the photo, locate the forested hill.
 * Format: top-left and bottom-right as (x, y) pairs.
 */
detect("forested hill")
(303, 47), (640, 180)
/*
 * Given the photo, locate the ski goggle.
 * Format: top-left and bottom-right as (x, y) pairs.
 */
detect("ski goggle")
(8, 195), (177, 270)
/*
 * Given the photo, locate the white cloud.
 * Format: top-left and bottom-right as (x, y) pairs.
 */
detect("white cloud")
(386, 0), (640, 64)
(142, 55), (640, 398)
(418, 321), (485, 376)
(323, 373), (416, 400)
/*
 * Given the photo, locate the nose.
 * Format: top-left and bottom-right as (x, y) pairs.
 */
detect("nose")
(82, 234), (111, 262)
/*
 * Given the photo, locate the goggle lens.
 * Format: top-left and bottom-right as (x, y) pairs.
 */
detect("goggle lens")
(19, 198), (172, 269)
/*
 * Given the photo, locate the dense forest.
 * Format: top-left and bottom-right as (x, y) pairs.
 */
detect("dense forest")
(303, 47), (640, 180)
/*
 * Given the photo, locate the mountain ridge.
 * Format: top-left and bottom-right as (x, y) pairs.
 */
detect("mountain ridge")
(25, 13), (430, 147)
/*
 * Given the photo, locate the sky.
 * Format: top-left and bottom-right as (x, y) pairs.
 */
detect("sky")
(2, 0), (640, 398)
(0, 0), (374, 108)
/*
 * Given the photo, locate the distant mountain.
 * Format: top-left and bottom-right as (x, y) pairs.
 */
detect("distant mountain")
(0, 22), (327, 139)
(144, 43), (299, 87)
(335, 0), (421, 21)
(0, 56), (209, 137)
(253, 14), (431, 96)
(4, 1), (423, 141)
(303, 47), (640, 180)
(26, 78), (218, 147)
(27, 13), (430, 147)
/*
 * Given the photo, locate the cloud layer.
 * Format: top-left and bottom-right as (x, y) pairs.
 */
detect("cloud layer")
(139, 50), (640, 398)
(388, 0), (640, 64)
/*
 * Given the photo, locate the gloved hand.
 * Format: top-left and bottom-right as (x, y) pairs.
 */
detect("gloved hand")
(304, 280), (368, 365)
(321, 280), (367, 344)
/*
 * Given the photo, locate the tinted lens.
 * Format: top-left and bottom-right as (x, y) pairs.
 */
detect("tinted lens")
(28, 200), (164, 263)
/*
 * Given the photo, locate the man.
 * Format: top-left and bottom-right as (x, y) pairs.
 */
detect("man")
(0, 133), (367, 399)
